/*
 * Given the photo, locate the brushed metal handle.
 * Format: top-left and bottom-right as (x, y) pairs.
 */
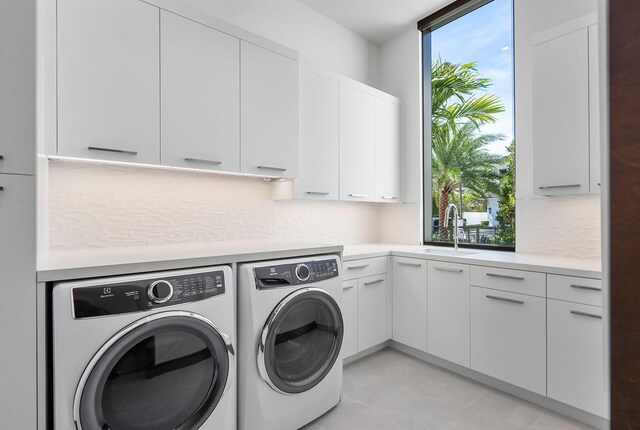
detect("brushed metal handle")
(0, 186), (4, 191)
(184, 157), (222, 165)
(306, 191), (330, 195)
(570, 284), (602, 292)
(0, 155), (4, 160)
(349, 193), (368, 198)
(486, 295), (525, 305)
(538, 184), (581, 190)
(257, 165), (287, 172)
(486, 273), (525, 281)
(364, 279), (384, 286)
(433, 266), (463, 273)
(343, 285), (354, 290)
(398, 262), (422, 267)
(571, 310), (602, 319)
(381, 196), (399, 200)
(347, 264), (370, 270)
(597, 183), (601, 186)
(88, 146), (138, 156)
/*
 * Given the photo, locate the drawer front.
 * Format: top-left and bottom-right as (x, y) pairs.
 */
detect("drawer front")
(470, 266), (546, 297)
(341, 280), (358, 359)
(547, 274), (602, 306)
(343, 257), (388, 280)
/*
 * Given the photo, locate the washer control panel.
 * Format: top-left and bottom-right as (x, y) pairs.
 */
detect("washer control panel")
(255, 258), (339, 289)
(72, 270), (225, 319)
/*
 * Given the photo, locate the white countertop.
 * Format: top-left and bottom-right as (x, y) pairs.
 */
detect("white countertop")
(37, 240), (343, 282)
(343, 244), (602, 279)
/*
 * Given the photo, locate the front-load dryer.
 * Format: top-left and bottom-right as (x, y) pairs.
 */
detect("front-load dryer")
(237, 255), (343, 430)
(52, 266), (236, 430)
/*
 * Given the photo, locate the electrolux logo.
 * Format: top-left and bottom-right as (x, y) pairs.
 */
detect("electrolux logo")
(100, 287), (115, 299)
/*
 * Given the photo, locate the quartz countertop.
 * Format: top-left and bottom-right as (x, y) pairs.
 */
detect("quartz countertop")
(343, 244), (602, 279)
(37, 240), (343, 282)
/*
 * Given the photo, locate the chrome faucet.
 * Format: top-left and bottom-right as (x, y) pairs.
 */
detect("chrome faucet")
(444, 203), (460, 250)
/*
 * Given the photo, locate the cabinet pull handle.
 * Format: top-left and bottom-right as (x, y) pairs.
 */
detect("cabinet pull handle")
(570, 284), (602, 291)
(364, 279), (384, 286)
(347, 264), (369, 270)
(184, 157), (222, 165)
(88, 146), (138, 156)
(0, 186), (4, 191)
(343, 285), (354, 290)
(349, 193), (368, 198)
(257, 165), (287, 172)
(486, 295), (525, 305)
(381, 196), (399, 200)
(398, 262), (422, 267)
(486, 273), (525, 281)
(306, 191), (330, 195)
(0, 155), (4, 160)
(597, 183), (601, 186)
(570, 310), (602, 319)
(433, 266), (463, 273)
(538, 184), (581, 190)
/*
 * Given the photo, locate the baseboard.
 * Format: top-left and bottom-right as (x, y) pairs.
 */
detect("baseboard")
(342, 340), (392, 365)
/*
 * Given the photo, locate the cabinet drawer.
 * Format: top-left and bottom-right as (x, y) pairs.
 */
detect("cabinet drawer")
(547, 274), (602, 306)
(342, 257), (388, 280)
(470, 266), (545, 297)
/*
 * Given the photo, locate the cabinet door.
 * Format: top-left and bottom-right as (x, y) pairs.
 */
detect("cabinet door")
(240, 41), (299, 178)
(57, 0), (160, 164)
(470, 287), (546, 395)
(339, 84), (375, 202)
(160, 11), (240, 172)
(0, 174), (36, 428)
(427, 262), (470, 367)
(295, 70), (339, 199)
(533, 28), (589, 195)
(357, 274), (388, 351)
(548, 300), (608, 418)
(374, 98), (401, 203)
(588, 24), (601, 193)
(392, 257), (428, 352)
(342, 280), (358, 359)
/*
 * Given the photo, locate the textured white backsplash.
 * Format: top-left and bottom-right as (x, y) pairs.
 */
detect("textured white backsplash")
(46, 160), (381, 249)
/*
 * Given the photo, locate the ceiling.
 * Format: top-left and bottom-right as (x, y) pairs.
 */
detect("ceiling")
(298, 0), (454, 45)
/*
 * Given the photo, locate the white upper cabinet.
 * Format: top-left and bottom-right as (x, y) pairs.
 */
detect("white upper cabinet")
(533, 14), (600, 196)
(374, 98), (401, 203)
(240, 41), (299, 178)
(57, 0), (160, 164)
(160, 11), (240, 173)
(295, 69), (340, 199)
(339, 84), (375, 202)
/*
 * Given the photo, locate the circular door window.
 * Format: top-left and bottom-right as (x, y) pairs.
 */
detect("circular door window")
(74, 312), (231, 430)
(259, 288), (343, 394)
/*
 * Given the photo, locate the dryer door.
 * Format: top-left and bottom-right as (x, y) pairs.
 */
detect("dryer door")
(258, 288), (344, 394)
(74, 311), (233, 430)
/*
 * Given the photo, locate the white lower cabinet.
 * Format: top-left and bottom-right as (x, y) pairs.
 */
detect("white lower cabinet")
(548, 299), (608, 418)
(392, 257), (427, 352)
(341, 280), (358, 359)
(357, 274), (389, 352)
(470, 286), (547, 395)
(427, 261), (470, 367)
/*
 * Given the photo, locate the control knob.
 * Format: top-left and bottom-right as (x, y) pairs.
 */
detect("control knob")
(295, 264), (311, 282)
(148, 280), (174, 304)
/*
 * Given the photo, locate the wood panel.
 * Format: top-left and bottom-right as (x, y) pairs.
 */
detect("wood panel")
(610, 0), (640, 426)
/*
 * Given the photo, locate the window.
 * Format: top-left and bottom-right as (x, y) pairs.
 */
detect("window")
(420, 0), (515, 250)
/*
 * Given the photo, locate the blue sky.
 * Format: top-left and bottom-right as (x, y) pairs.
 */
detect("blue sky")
(430, 0), (514, 156)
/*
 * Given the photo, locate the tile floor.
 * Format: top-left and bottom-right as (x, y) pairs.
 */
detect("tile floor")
(302, 348), (595, 430)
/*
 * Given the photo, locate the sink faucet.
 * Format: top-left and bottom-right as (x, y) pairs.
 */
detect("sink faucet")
(444, 203), (460, 250)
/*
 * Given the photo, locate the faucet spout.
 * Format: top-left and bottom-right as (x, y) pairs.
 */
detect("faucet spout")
(444, 203), (460, 250)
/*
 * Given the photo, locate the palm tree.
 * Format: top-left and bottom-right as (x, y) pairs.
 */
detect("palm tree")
(431, 60), (505, 240)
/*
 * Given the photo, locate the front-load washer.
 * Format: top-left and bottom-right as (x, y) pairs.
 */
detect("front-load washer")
(238, 255), (344, 430)
(52, 266), (236, 430)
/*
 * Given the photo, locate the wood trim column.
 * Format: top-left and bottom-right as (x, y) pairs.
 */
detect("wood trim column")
(609, 0), (640, 427)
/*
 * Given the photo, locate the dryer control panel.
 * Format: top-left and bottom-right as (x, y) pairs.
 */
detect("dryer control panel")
(72, 270), (226, 319)
(255, 258), (339, 289)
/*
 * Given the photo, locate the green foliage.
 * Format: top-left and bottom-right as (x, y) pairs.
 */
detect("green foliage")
(495, 141), (516, 245)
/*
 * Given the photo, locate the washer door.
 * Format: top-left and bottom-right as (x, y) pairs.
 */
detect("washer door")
(74, 311), (233, 430)
(258, 288), (343, 394)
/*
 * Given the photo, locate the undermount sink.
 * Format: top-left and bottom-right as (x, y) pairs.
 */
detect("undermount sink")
(413, 248), (478, 257)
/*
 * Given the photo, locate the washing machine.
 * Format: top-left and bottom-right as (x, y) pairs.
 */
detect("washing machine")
(52, 266), (236, 430)
(237, 255), (344, 430)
